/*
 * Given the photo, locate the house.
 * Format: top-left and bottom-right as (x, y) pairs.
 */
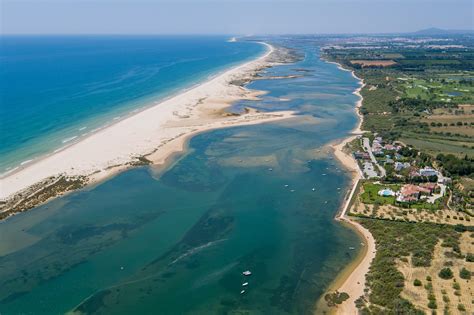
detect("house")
(394, 153), (403, 160)
(419, 167), (438, 177)
(409, 170), (421, 178)
(384, 144), (396, 151)
(385, 158), (394, 164)
(396, 184), (432, 202)
(373, 149), (384, 156)
(394, 162), (410, 172)
(420, 182), (438, 193)
(353, 151), (365, 159)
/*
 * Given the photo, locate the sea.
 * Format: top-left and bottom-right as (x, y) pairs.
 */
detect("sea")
(0, 36), (362, 314)
(0, 35), (265, 174)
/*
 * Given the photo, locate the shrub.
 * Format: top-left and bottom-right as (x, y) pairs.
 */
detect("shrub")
(438, 268), (453, 279)
(428, 300), (437, 309)
(458, 304), (466, 311)
(453, 282), (461, 290)
(466, 253), (474, 262)
(414, 279), (422, 286)
(324, 291), (350, 307)
(459, 267), (471, 280)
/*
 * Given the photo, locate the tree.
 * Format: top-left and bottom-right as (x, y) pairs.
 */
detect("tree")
(438, 267), (453, 279)
(459, 267), (471, 280)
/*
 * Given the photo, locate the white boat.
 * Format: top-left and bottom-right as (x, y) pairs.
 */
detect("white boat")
(240, 290), (246, 294)
(312, 188), (316, 191)
(242, 270), (252, 276)
(242, 282), (248, 286)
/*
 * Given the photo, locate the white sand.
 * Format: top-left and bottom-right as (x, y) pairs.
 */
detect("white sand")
(0, 43), (295, 202)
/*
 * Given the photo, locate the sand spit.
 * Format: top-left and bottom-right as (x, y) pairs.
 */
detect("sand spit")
(0, 43), (297, 219)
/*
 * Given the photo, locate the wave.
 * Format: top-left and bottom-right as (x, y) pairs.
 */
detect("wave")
(78, 126), (87, 131)
(62, 136), (78, 144)
(20, 159), (34, 166)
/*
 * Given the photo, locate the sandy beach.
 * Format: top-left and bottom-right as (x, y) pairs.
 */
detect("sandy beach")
(0, 43), (296, 215)
(317, 60), (376, 314)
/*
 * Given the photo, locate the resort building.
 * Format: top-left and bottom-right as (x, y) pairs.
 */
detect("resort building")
(394, 161), (410, 171)
(396, 184), (432, 203)
(419, 166), (438, 177)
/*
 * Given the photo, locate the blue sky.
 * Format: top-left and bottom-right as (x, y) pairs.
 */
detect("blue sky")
(1, 0), (473, 35)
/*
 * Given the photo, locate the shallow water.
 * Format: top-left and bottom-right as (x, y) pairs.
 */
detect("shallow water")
(0, 38), (362, 314)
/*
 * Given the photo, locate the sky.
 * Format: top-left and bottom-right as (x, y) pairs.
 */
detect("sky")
(1, 0), (473, 35)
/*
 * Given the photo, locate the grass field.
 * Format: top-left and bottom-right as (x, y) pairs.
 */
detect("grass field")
(360, 182), (398, 205)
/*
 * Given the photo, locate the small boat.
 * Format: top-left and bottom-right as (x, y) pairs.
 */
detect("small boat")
(312, 188), (316, 191)
(268, 168), (273, 171)
(284, 184), (289, 187)
(349, 247), (355, 250)
(290, 189), (295, 193)
(322, 173), (327, 176)
(242, 282), (249, 286)
(240, 290), (246, 294)
(242, 270), (252, 276)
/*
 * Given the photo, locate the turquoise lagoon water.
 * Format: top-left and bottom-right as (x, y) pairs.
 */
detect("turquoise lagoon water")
(0, 38), (362, 314)
(0, 36), (264, 172)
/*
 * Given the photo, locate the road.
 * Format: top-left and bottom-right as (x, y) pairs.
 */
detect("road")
(362, 137), (386, 178)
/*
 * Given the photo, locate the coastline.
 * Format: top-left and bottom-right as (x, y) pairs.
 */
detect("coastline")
(0, 42), (297, 218)
(317, 59), (376, 314)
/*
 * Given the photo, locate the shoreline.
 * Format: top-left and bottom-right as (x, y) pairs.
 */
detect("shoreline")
(0, 42), (297, 218)
(0, 42), (272, 179)
(0, 44), (274, 178)
(316, 59), (376, 314)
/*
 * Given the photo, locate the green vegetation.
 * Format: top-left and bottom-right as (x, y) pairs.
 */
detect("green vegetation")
(427, 299), (437, 309)
(324, 291), (350, 307)
(360, 183), (398, 205)
(437, 153), (474, 176)
(459, 267), (471, 279)
(323, 47), (474, 145)
(323, 36), (474, 212)
(413, 279), (422, 286)
(357, 219), (460, 313)
(438, 267), (454, 279)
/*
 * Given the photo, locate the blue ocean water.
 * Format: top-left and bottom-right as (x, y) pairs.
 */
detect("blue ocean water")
(0, 37), (363, 314)
(0, 36), (264, 172)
